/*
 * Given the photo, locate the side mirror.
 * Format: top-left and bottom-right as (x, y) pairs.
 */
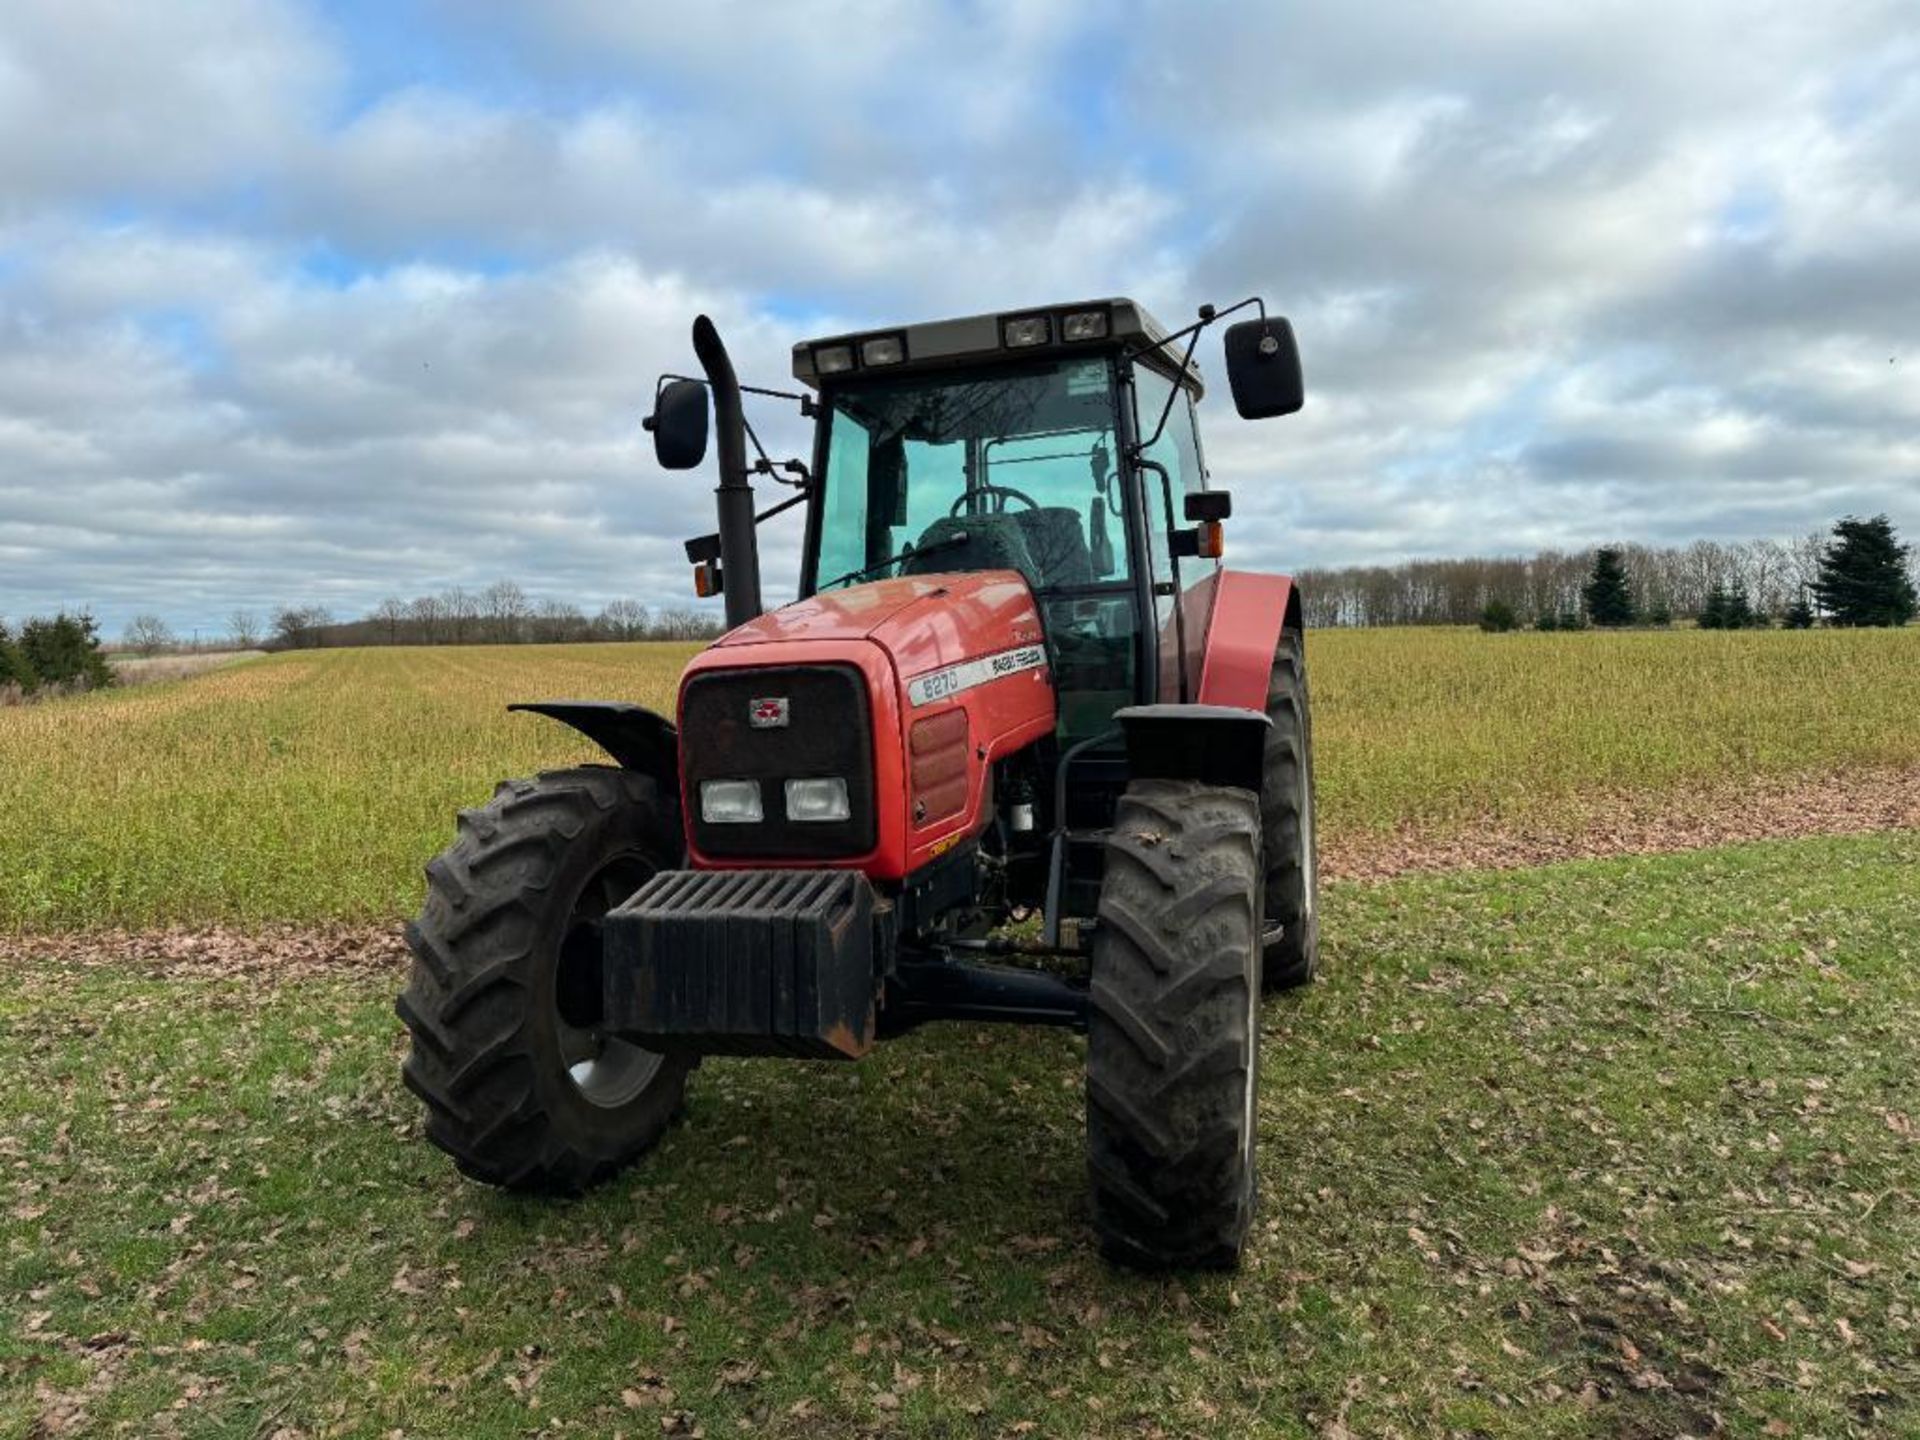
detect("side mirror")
(1222, 316), (1303, 420)
(645, 378), (709, 470)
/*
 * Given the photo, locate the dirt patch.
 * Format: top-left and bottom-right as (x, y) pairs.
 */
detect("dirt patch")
(1322, 765), (1920, 881)
(0, 921), (407, 981)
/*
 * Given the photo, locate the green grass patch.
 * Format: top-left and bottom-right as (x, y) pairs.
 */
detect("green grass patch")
(4, 832), (1916, 1435)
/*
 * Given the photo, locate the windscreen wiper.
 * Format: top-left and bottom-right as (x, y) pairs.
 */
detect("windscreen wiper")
(820, 530), (970, 591)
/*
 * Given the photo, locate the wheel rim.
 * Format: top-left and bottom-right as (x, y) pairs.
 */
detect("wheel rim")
(553, 853), (666, 1108)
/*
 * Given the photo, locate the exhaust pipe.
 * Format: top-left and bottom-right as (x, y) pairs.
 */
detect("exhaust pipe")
(692, 315), (763, 628)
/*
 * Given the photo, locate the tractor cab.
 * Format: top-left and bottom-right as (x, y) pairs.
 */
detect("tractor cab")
(799, 303), (1201, 741)
(657, 298), (1302, 740)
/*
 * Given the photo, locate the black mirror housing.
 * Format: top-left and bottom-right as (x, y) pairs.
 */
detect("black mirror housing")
(648, 378), (710, 470)
(1223, 316), (1303, 420)
(1184, 490), (1231, 523)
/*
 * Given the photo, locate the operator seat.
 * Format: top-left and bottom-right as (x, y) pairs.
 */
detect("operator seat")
(1011, 507), (1095, 588)
(901, 514), (1040, 589)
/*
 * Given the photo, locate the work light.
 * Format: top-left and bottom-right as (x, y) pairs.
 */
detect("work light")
(784, 777), (851, 823)
(700, 779), (763, 823)
(859, 334), (906, 367)
(1061, 309), (1109, 341)
(813, 344), (855, 375)
(1002, 314), (1050, 348)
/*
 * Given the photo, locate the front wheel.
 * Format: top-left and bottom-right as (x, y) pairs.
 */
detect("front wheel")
(396, 767), (693, 1193)
(1086, 779), (1263, 1269)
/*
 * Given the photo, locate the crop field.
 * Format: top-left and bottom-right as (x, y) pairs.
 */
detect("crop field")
(2, 630), (1918, 1437)
(1, 628), (1916, 931)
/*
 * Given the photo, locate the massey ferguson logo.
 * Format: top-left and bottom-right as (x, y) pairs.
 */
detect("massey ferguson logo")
(748, 696), (790, 728)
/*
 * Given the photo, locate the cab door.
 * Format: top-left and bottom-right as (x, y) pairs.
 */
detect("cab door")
(1128, 362), (1215, 701)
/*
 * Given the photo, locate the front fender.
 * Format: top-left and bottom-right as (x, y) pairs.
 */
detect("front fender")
(509, 701), (678, 791)
(1195, 570), (1299, 710)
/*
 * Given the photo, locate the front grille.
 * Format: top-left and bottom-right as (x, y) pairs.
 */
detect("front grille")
(681, 664), (877, 859)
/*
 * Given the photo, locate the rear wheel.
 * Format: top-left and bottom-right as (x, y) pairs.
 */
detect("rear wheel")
(1086, 779), (1262, 1269)
(1260, 627), (1319, 990)
(396, 766), (693, 1193)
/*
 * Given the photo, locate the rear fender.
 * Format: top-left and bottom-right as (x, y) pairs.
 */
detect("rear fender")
(1114, 703), (1271, 794)
(1195, 570), (1300, 710)
(508, 701), (678, 793)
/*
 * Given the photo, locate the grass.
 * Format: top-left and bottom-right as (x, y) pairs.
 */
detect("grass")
(4, 832), (1916, 1436)
(1, 628), (1916, 931)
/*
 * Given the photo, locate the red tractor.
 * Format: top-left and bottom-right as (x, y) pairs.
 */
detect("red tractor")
(398, 297), (1316, 1268)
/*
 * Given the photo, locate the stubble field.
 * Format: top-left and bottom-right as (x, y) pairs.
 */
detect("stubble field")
(2, 628), (1916, 931)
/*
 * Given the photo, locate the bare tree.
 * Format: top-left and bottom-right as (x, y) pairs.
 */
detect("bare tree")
(440, 586), (474, 644)
(482, 580), (528, 643)
(124, 614), (174, 657)
(372, 597), (409, 645)
(531, 598), (588, 644)
(410, 594), (446, 644)
(601, 598), (649, 640)
(272, 605), (334, 649)
(227, 609), (261, 648)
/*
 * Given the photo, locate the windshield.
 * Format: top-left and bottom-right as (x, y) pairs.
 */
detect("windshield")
(812, 356), (1127, 593)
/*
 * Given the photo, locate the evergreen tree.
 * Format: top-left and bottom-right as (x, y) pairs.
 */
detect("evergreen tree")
(1698, 585), (1730, 630)
(1812, 515), (1917, 627)
(1645, 597), (1673, 628)
(1478, 599), (1518, 633)
(1581, 547), (1637, 627)
(19, 613), (112, 690)
(1723, 584), (1756, 630)
(1782, 594), (1815, 629)
(0, 621), (37, 693)
(1533, 612), (1559, 632)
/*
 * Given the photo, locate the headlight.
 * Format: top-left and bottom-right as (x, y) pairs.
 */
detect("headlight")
(859, 334), (906, 366)
(1002, 314), (1050, 348)
(700, 779), (763, 823)
(813, 344), (855, 375)
(1062, 309), (1109, 341)
(784, 777), (851, 823)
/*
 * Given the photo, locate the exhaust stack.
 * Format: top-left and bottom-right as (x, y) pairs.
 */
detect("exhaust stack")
(692, 315), (763, 629)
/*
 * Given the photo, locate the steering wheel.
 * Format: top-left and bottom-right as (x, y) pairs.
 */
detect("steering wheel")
(949, 484), (1040, 517)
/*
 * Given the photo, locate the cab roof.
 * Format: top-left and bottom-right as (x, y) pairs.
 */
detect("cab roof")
(791, 297), (1204, 396)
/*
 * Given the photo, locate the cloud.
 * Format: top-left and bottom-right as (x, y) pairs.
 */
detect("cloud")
(0, 0), (1916, 636)
(0, 0), (335, 212)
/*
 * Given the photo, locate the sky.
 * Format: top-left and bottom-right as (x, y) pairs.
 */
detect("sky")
(1, 0), (1916, 638)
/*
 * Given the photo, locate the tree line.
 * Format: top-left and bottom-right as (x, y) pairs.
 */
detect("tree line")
(1296, 516), (1918, 629)
(254, 580), (725, 651)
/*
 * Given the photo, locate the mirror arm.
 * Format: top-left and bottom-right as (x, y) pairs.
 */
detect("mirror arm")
(1124, 295), (1269, 457)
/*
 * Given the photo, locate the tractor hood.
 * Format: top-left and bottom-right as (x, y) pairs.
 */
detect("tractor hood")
(709, 571), (1046, 675)
(680, 568), (1056, 883)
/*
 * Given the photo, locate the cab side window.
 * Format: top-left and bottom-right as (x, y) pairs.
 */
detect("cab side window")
(1131, 366), (1206, 573)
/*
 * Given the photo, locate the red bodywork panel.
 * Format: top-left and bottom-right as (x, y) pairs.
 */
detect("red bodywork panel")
(1194, 569), (1296, 710)
(677, 571), (1056, 881)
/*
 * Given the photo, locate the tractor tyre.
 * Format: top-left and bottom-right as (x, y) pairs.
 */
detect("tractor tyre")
(1259, 626), (1320, 991)
(1086, 779), (1263, 1269)
(396, 766), (693, 1193)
